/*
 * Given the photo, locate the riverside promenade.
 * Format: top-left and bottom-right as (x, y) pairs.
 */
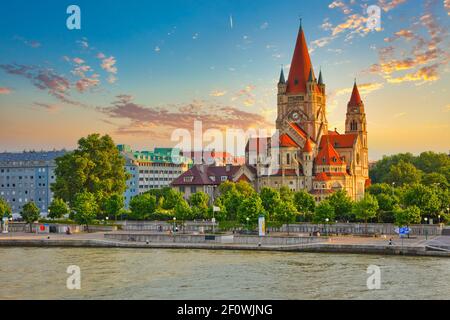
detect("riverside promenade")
(1, 230), (449, 257)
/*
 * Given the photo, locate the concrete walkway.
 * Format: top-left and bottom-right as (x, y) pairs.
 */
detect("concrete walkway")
(1, 231), (449, 257)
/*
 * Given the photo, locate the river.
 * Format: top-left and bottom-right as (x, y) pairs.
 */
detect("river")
(0, 247), (448, 299)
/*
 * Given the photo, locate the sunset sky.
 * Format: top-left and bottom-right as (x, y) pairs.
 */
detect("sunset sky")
(0, 0), (449, 159)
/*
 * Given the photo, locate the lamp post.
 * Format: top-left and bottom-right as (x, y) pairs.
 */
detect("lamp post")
(325, 218), (329, 236)
(246, 217), (250, 233)
(173, 217), (176, 233)
(424, 217), (428, 240)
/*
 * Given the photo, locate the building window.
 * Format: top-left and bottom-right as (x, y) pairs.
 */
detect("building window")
(184, 176), (194, 183)
(220, 176), (227, 182)
(190, 186), (197, 193)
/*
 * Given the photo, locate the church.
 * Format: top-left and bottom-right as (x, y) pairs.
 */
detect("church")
(245, 23), (370, 201)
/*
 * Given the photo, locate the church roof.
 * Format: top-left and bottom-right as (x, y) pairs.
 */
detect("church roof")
(348, 81), (362, 106)
(314, 172), (330, 181)
(315, 136), (344, 165)
(289, 122), (308, 140)
(286, 25), (317, 94)
(279, 133), (300, 148)
(325, 133), (358, 149)
(303, 138), (313, 153)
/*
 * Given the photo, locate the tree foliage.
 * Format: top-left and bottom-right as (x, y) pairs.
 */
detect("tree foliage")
(327, 190), (353, 222)
(393, 205), (421, 227)
(48, 198), (70, 219)
(129, 193), (157, 220)
(21, 202), (40, 232)
(352, 194), (379, 224)
(0, 197), (12, 218)
(260, 187), (281, 221)
(102, 193), (125, 219)
(313, 200), (335, 224)
(237, 193), (265, 229)
(51, 134), (129, 206)
(72, 192), (98, 230)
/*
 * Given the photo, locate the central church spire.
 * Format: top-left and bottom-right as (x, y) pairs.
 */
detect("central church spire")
(286, 23), (314, 94)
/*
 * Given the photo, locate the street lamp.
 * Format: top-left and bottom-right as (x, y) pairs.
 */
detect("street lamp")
(173, 217), (176, 233)
(424, 217), (429, 240)
(325, 218), (329, 236)
(246, 217), (250, 233)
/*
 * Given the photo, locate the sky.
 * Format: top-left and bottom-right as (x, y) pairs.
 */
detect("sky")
(0, 0), (449, 160)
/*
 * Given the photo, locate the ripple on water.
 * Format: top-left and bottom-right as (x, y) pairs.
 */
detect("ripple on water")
(0, 248), (449, 299)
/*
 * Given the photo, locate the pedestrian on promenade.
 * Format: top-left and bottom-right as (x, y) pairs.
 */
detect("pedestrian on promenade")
(389, 238), (393, 246)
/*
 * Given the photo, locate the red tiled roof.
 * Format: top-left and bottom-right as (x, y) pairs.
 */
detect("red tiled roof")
(322, 133), (357, 149)
(349, 82), (362, 105)
(286, 26), (320, 94)
(314, 172), (330, 181)
(303, 138), (313, 153)
(289, 122), (308, 140)
(315, 136), (344, 165)
(269, 169), (299, 177)
(279, 133), (300, 148)
(365, 178), (372, 188)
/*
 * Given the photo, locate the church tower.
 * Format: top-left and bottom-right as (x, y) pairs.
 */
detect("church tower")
(345, 80), (369, 179)
(276, 23), (327, 144)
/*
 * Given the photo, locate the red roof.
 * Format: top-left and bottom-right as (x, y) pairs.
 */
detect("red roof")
(349, 82), (362, 106)
(289, 122), (308, 140)
(303, 138), (313, 153)
(326, 133), (358, 149)
(315, 136), (344, 165)
(286, 26), (318, 94)
(365, 178), (372, 188)
(279, 133), (300, 148)
(314, 172), (330, 181)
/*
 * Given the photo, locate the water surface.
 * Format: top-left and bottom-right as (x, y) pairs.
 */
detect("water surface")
(0, 248), (448, 299)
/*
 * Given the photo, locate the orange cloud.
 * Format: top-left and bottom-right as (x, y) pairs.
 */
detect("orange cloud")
(0, 87), (12, 95)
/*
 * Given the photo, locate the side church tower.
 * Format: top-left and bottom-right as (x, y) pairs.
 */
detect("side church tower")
(345, 81), (369, 179)
(276, 23), (327, 145)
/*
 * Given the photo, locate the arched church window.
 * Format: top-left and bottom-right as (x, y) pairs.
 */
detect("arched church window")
(286, 153), (291, 165)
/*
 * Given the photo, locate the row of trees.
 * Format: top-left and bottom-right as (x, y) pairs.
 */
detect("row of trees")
(370, 151), (449, 187)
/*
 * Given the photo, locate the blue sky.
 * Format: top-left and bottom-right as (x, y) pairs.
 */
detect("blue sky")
(0, 0), (449, 159)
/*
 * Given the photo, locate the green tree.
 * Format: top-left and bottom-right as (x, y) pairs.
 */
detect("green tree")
(160, 188), (185, 210)
(235, 181), (256, 197)
(401, 183), (440, 219)
(313, 200), (335, 224)
(48, 198), (70, 220)
(328, 190), (353, 222)
(279, 186), (295, 203)
(0, 197), (12, 218)
(129, 193), (157, 220)
(72, 192), (98, 232)
(21, 202), (40, 232)
(237, 194), (265, 230)
(174, 199), (192, 232)
(421, 172), (448, 187)
(293, 190), (316, 221)
(189, 192), (210, 219)
(51, 134), (129, 206)
(352, 194), (379, 233)
(260, 187), (281, 221)
(367, 183), (400, 223)
(414, 151), (450, 174)
(217, 182), (243, 221)
(386, 160), (422, 186)
(103, 193), (124, 220)
(370, 153), (416, 183)
(394, 205), (421, 227)
(274, 201), (298, 235)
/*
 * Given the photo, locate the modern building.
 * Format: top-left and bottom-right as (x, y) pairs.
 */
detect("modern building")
(118, 145), (191, 207)
(245, 23), (370, 201)
(183, 150), (245, 166)
(0, 150), (67, 216)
